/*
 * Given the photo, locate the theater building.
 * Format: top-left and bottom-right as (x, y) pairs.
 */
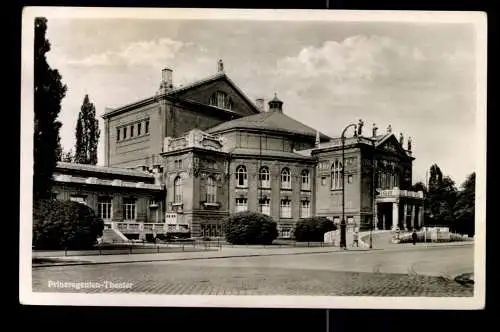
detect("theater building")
(51, 60), (424, 240)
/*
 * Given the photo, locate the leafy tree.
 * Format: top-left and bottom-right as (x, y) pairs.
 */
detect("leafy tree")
(410, 181), (427, 195)
(222, 212), (278, 245)
(33, 200), (104, 250)
(74, 94), (100, 165)
(61, 149), (73, 162)
(453, 172), (475, 236)
(294, 217), (337, 242)
(34, 17), (67, 200)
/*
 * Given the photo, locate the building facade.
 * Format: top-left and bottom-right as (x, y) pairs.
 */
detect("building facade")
(52, 60), (424, 240)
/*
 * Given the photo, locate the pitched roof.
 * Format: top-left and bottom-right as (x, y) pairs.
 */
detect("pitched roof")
(227, 148), (313, 160)
(206, 110), (331, 140)
(55, 162), (155, 179)
(102, 71), (261, 118)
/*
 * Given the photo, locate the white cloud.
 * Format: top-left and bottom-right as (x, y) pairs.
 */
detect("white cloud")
(65, 38), (190, 68)
(276, 35), (426, 84)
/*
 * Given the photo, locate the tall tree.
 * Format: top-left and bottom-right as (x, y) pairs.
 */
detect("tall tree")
(74, 112), (85, 163)
(74, 95), (100, 165)
(453, 172), (475, 236)
(34, 17), (67, 201)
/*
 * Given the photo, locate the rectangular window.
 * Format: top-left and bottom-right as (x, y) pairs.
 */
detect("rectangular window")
(137, 122), (142, 135)
(348, 175), (353, 184)
(145, 120), (150, 133)
(300, 200), (311, 218)
(321, 177), (326, 186)
(97, 197), (112, 221)
(70, 195), (87, 205)
(280, 199), (292, 218)
(130, 124), (134, 137)
(235, 198), (247, 212)
(123, 198), (136, 221)
(333, 217), (340, 225)
(347, 216), (354, 225)
(116, 128), (120, 142)
(123, 127), (127, 140)
(260, 198), (270, 216)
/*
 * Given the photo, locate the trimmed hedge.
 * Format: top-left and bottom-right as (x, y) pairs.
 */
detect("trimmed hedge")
(222, 211), (278, 245)
(294, 217), (337, 242)
(33, 199), (104, 250)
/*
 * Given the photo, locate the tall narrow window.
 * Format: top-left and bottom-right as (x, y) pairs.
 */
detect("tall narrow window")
(301, 170), (310, 190)
(206, 177), (217, 203)
(259, 166), (270, 188)
(116, 128), (120, 142)
(236, 198), (247, 212)
(300, 200), (311, 218)
(130, 124), (134, 137)
(137, 122), (142, 135)
(145, 120), (150, 134)
(331, 161), (343, 190)
(260, 198), (270, 216)
(280, 199), (292, 218)
(281, 168), (291, 189)
(123, 198), (136, 221)
(236, 165), (248, 187)
(123, 127), (127, 140)
(174, 176), (182, 203)
(97, 197), (112, 221)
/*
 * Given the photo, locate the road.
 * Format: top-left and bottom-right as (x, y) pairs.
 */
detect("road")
(32, 244), (474, 297)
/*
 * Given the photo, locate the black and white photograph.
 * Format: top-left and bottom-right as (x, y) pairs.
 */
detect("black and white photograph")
(20, 7), (486, 309)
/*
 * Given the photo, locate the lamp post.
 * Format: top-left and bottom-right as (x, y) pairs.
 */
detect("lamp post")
(340, 123), (357, 249)
(370, 139), (376, 249)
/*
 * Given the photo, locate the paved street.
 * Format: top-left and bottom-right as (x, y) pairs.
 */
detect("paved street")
(32, 245), (474, 297)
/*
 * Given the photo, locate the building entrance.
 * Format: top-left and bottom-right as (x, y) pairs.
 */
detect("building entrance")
(376, 202), (393, 230)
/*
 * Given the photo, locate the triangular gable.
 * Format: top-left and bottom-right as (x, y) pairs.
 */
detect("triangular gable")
(376, 134), (410, 158)
(169, 73), (261, 116)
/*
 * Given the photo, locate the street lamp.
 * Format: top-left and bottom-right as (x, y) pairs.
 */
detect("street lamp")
(340, 123), (357, 249)
(370, 139), (376, 250)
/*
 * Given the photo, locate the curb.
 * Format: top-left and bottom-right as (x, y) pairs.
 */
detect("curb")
(32, 248), (374, 268)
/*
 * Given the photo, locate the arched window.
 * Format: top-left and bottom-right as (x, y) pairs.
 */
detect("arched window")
(206, 177), (217, 203)
(259, 166), (270, 188)
(281, 168), (291, 189)
(331, 161), (343, 190)
(301, 169), (310, 190)
(236, 165), (248, 187)
(209, 91), (232, 110)
(174, 176), (182, 203)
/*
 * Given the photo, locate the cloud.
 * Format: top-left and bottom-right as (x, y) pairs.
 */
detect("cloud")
(276, 35), (426, 84)
(65, 38), (192, 68)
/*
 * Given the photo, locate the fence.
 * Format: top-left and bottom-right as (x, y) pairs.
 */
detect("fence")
(34, 239), (337, 257)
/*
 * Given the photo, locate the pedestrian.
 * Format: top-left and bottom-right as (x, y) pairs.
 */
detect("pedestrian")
(352, 231), (359, 247)
(412, 229), (417, 245)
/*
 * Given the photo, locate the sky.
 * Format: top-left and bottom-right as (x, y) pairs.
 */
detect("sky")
(40, 12), (481, 187)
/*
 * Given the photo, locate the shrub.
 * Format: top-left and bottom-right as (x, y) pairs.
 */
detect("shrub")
(222, 211), (278, 245)
(33, 199), (104, 250)
(294, 217), (337, 242)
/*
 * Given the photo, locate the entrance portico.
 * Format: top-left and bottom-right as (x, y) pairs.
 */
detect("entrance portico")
(375, 187), (424, 231)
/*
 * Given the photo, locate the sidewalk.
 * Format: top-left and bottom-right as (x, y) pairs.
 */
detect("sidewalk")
(33, 245), (370, 267)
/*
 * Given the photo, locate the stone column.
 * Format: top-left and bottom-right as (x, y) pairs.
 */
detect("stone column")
(112, 194), (123, 222)
(419, 204), (424, 228)
(392, 200), (399, 230)
(411, 204), (416, 229)
(382, 214), (386, 230)
(402, 203), (407, 231)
